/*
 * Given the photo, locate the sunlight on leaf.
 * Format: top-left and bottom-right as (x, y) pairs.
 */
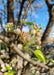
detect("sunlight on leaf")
(34, 50), (45, 63)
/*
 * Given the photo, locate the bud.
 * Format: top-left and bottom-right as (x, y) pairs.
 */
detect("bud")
(37, 37), (41, 41)
(39, 24), (42, 25)
(17, 44), (23, 50)
(14, 28), (21, 35)
(36, 32), (40, 36)
(32, 22), (35, 25)
(36, 41), (41, 45)
(30, 28), (36, 35)
(36, 24), (38, 26)
(40, 27), (42, 29)
(1, 64), (6, 72)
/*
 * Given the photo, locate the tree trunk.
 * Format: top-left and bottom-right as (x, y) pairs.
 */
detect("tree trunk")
(41, 2), (54, 46)
(7, 0), (14, 60)
(7, 0), (14, 23)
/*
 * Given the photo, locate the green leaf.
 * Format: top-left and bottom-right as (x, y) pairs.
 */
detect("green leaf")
(25, 22), (32, 26)
(34, 50), (45, 63)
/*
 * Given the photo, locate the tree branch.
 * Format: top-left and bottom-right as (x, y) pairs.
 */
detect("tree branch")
(18, 0), (25, 24)
(45, 0), (51, 7)
(23, 0), (34, 19)
(0, 18), (6, 33)
(0, 35), (10, 44)
(0, 35), (49, 70)
(20, 0), (34, 29)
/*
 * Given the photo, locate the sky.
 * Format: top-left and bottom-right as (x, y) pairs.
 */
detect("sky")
(0, 0), (54, 38)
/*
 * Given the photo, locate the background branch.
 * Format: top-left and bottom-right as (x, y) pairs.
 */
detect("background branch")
(17, 0), (25, 25)
(45, 0), (51, 7)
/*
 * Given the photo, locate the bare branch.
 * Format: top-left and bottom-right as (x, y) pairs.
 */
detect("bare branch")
(45, 0), (51, 7)
(20, 0), (34, 29)
(23, 0), (34, 19)
(0, 35), (10, 44)
(18, 0), (25, 23)
(0, 18), (6, 32)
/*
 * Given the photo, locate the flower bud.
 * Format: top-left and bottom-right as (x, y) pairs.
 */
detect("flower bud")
(36, 24), (38, 27)
(37, 37), (41, 41)
(36, 41), (41, 45)
(40, 27), (42, 29)
(17, 44), (23, 50)
(30, 28), (36, 35)
(14, 28), (21, 35)
(39, 24), (42, 25)
(32, 22), (35, 25)
(36, 32), (40, 36)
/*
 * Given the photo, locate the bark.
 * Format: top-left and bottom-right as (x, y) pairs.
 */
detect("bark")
(7, 0), (14, 23)
(41, 0), (54, 46)
(20, 0), (34, 30)
(18, 0), (25, 23)
(17, 0), (25, 29)
(7, 0), (15, 61)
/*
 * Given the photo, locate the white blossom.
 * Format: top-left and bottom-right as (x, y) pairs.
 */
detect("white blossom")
(14, 28), (21, 35)
(1, 64), (6, 72)
(17, 44), (23, 50)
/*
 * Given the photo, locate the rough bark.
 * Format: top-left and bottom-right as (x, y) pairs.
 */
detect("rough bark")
(7, 0), (15, 61)
(41, 0), (54, 46)
(7, 0), (14, 23)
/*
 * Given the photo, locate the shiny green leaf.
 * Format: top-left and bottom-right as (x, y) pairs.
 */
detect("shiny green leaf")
(34, 50), (45, 63)
(25, 22), (32, 26)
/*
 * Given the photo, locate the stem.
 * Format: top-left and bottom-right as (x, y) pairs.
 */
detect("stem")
(19, 33), (26, 45)
(25, 36), (37, 46)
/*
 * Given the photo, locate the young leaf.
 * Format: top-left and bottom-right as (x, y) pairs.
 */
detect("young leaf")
(34, 50), (45, 63)
(25, 22), (32, 26)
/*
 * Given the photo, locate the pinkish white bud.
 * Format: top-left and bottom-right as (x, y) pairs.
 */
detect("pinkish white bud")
(37, 37), (41, 41)
(14, 28), (21, 35)
(17, 44), (23, 50)
(36, 32), (40, 36)
(30, 28), (36, 35)
(36, 41), (41, 45)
